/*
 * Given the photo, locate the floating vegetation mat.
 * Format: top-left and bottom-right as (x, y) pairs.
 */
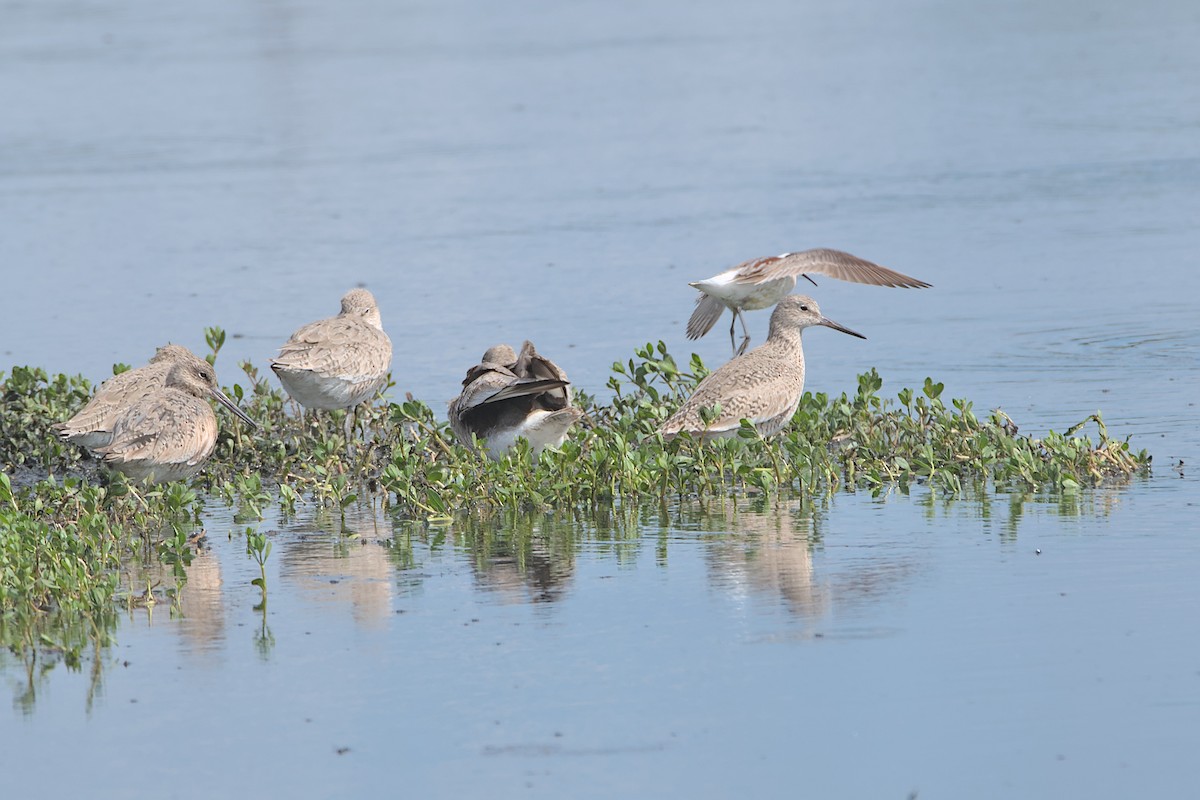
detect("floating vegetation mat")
(0, 336), (1152, 662)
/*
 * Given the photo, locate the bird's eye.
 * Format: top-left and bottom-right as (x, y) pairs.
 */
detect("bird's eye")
(799, 304), (809, 311)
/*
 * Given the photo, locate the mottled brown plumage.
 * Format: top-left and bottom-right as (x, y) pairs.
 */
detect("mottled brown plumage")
(97, 359), (256, 484)
(54, 344), (207, 451)
(272, 288), (392, 410)
(662, 296), (864, 441)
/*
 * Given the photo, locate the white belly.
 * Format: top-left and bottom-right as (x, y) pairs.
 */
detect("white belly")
(692, 272), (795, 310)
(274, 368), (385, 410)
(482, 409), (581, 461)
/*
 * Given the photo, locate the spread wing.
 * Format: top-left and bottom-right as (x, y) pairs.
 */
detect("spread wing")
(685, 294), (728, 340)
(734, 249), (931, 288)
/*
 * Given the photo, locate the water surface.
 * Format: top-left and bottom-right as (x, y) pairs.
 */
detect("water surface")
(3, 0), (1199, 797)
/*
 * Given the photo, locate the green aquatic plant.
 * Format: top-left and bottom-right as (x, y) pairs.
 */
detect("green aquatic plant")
(0, 338), (1153, 666)
(364, 348), (1148, 518)
(0, 367), (94, 472)
(3, 340), (1152, 516)
(0, 464), (209, 671)
(204, 326), (226, 367)
(0, 473), (122, 666)
(244, 526), (272, 609)
(221, 472), (272, 522)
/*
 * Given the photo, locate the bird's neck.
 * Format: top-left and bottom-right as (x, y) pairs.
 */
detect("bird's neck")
(765, 320), (803, 349)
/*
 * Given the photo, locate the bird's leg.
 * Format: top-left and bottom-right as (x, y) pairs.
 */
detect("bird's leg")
(728, 312), (739, 355)
(735, 310), (752, 356)
(343, 406), (358, 458)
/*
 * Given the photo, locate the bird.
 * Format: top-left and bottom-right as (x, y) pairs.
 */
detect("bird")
(271, 288), (392, 412)
(96, 358), (257, 484)
(661, 295), (864, 441)
(56, 344), (217, 451)
(449, 341), (583, 460)
(686, 248), (928, 355)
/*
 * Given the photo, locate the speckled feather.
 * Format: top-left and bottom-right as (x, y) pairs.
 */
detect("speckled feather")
(54, 344), (207, 450)
(661, 346), (808, 438)
(271, 288), (392, 410)
(96, 359), (254, 484)
(98, 389), (219, 483)
(663, 296), (865, 440)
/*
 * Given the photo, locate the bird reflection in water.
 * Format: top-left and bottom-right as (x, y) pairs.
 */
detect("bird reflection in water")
(696, 501), (831, 622)
(172, 545), (228, 658)
(277, 506), (398, 629)
(456, 513), (587, 605)
(696, 500), (916, 628)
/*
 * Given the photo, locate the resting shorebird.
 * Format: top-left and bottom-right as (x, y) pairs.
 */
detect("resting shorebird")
(56, 344), (232, 451)
(272, 288), (392, 411)
(662, 296), (864, 441)
(97, 359), (257, 484)
(449, 341), (583, 460)
(686, 248), (928, 355)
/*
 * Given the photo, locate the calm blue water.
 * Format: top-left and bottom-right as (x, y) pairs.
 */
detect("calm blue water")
(7, 490), (1199, 798)
(3, 0), (1199, 796)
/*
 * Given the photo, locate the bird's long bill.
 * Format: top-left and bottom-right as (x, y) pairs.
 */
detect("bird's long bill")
(209, 386), (258, 428)
(820, 315), (867, 340)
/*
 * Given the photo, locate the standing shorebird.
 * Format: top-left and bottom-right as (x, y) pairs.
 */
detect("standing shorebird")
(449, 341), (583, 460)
(56, 344), (222, 451)
(686, 248), (928, 355)
(96, 359), (257, 484)
(271, 288), (392, 412)
(661, 296), (864, 441)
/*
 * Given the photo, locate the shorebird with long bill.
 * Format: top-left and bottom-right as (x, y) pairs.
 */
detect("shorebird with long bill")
(662, 295), (864, 441)
(97, 359), (257, 484)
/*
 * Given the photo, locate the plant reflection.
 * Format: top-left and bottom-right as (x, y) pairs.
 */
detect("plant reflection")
(0, 484), (1139, 713)
(1, 618), (111, 717)
(254, 607), (275, 661)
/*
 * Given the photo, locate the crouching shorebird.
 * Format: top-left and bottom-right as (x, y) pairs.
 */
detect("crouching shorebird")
(271, 288), (392, 412)
(661, 296), (864, 441)
(56, 345), (248, 453)
(97, 358), (257, 484)
(449, 341), (583, 460)
(687, 248), (928, 355)
(54, 344), (213, 451)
